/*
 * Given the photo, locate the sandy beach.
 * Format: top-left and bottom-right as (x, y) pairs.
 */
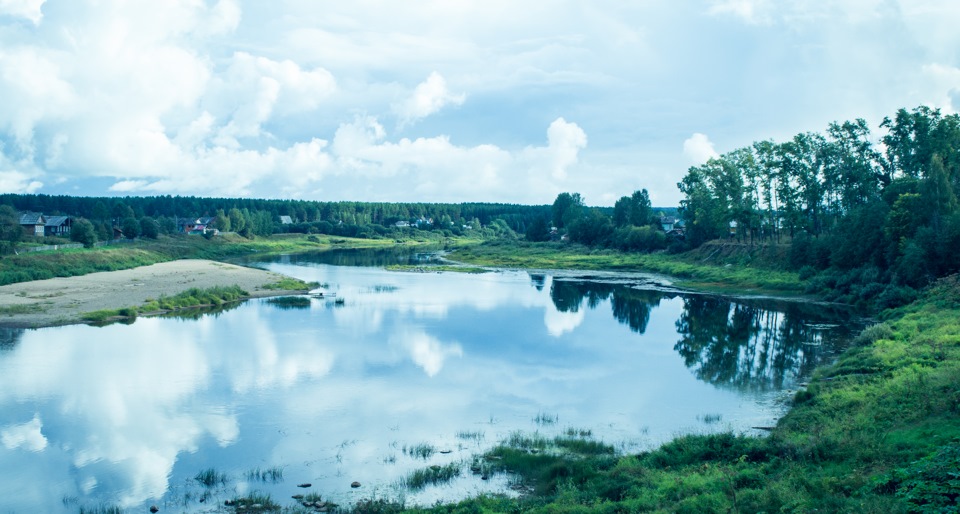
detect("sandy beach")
(0, 259), (304, 328)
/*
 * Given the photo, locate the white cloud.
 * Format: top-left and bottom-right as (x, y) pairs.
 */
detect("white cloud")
(707, 0), (773, 25)
(394, 72), (466, 126)
(683, 133), (719, 165)
(0, 0), (44, 25)
(1, 415), (47, 451)
(391, 330), (463, 377)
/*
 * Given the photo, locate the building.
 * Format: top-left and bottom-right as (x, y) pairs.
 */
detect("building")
(44, 216), (72, 237)
(18, 212), (45, 237)
(279, 215), (293, 225)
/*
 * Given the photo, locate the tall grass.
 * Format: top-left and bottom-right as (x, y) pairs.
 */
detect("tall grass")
(194, 467), (228, 488)
(245, 465), (284, 483)
(402, 462), (462, 491)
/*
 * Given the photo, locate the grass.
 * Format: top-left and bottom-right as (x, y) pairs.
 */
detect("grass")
(194, 467), (229, 488)
(83, 285), (252, 323)
(78, 505), (123, 514)
(403, 462), (463, 491)
(260, 277), (316, 291)
(263, 296), (312, 309)
(0, 304), (39, 316)
(228, 492), (280, 512)
(447, 239), (805, 295)
(245, 465), (284, 483)
(404, 442), (436, 460)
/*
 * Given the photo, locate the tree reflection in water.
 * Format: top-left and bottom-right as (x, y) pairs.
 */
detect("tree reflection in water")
(674, 296), (856, 391)
(546, 276), (856, 391)
(0, 328), (24, 352)
(549, 278), (666, 335)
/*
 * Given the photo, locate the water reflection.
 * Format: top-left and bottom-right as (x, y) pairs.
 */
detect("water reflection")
(674, 296), (853, 392)
(549, 279), (665, 335)
(0, 327), (23, 351)
(0, 249), (858, 512)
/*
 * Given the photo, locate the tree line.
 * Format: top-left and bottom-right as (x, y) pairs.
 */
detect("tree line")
(0, 194), (550, 248)
(676, 106), (960, 306)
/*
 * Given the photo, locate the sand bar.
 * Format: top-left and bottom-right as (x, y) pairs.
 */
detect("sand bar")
(0, 259), (303, 328)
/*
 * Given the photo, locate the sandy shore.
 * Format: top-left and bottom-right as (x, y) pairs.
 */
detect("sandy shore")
(0, 259), (304, 328)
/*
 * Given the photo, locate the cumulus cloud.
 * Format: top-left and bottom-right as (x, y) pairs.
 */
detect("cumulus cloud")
(393, 72), (465, 126)
(1, 415), (47, 451)
(391, 330), (463, 377)
(0, 0), (45, 25)
(683, 133), (719, 165)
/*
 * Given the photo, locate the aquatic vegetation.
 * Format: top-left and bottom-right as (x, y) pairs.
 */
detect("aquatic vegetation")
(403, 442), (436, 460)
(532, 412), (558, 426)
(78, 505), (123, 514)
(402, 462), (462, 491)
(697, 413), (723, 424)
(194, 467), (229, 488)
(264, 296), (311, 309)
(245, 465), (284, 483)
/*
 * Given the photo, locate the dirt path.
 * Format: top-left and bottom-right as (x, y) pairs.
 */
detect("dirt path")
(0, 259), (303, 328)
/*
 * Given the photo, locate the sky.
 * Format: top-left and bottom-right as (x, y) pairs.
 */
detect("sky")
(0, 1), (959, 207)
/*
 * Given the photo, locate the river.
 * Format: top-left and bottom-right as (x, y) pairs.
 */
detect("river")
(0, 247), (857, 512)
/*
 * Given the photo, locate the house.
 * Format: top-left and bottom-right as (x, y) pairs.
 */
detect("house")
(279, 215), (293, 225)
(660, 216), (678, 232)
(394, 220), (411, 228)
(177, 216), (218, 235)
(18, 212), (45, 237)
(44, 216), (72, 237)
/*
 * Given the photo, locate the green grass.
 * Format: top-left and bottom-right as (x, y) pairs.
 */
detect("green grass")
(228, 492), (280, 512)
(260, 277), (317, 291)
(194, 467), (229, 488)
(245, 465), (284, 483)
(83, 285), (252, 323)
(403, 462), (463, 491)
(404, 442), (436, 460)
(263, 296), (312, 309)
(447, 240), (804, 295)
(0, 304), (38, 316)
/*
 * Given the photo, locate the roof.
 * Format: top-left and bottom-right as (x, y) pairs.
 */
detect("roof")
(19, 212), (44, 225)
(279, 215), (293, 224)
(196, 217), (216, 225)
(45, 215), (70, 227)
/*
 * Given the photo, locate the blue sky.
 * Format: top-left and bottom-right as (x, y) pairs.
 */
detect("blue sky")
(0, 0), (958, 206)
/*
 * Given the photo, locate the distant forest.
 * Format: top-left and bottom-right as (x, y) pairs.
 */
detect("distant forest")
(0, 193), (552, 241)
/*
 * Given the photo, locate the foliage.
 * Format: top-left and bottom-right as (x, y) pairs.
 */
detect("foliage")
(676, 105), (960, 309)
(121, 216), (140, 239)
(403, 462), (462, 491)
(0, 205), (21, 255)
(70, 218), (98, 247)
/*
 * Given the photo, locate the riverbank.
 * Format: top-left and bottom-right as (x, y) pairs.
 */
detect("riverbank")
(447, 240), (805, 297)
(0, 259), (308, 328)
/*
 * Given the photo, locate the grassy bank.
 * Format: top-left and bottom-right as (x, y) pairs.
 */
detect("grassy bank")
(447, 240), (804, 295)
(336, 275), (960, 513)
(0, 233), (432, 287)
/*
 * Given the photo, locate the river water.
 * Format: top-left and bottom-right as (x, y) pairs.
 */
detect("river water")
(0, 248), (857, 512)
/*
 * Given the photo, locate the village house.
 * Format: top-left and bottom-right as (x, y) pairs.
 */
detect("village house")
(18, 212), (45, 237)
(44, 216), (72, 237)
(279, 215), (293, 225)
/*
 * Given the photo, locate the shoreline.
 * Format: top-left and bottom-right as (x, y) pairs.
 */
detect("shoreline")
(0, 259), (307, 329)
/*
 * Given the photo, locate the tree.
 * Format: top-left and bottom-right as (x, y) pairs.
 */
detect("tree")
(139, 216), (159, 239)
(0, 205), (22, 254)
(70, 218), (98, 248)
(121, 217), (140, 239)
(613, 189), (653, 228)
(525, 216), (551, 242)
(552, 192), (584, 229)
